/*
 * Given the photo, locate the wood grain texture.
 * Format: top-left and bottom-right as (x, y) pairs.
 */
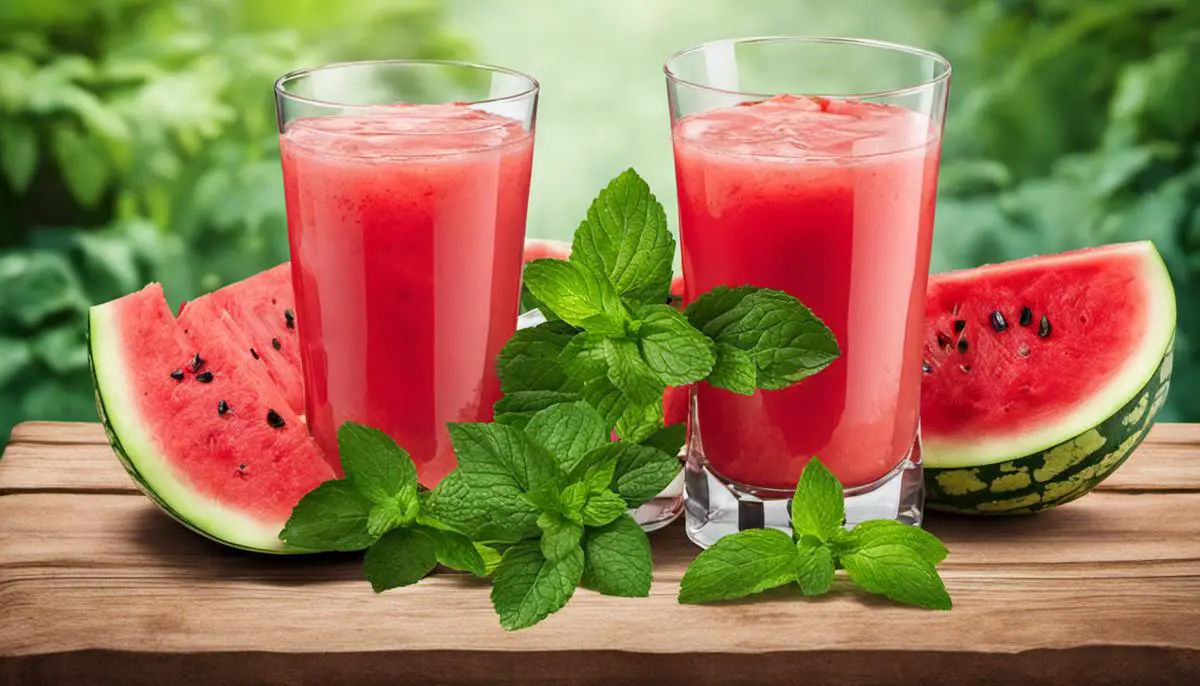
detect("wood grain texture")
(1, 422), (1198, 685)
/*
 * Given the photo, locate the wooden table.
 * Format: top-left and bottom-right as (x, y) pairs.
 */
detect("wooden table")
(1, 422), (1198, 685)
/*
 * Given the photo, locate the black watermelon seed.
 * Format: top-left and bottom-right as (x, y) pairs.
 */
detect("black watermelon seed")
(1038, 315), (1052, 338)
(272, 337), (282, 351)
(266, 409), (285, 428)
(957, 338), (969, 354)
(1019, 307), (1033, 327)
(188, 353), (204, 373)
(1017, 344), (1031, 357)
(196, 371), (214, 383)
(953, 320), (966, 333)
(989, 310), (1008, 332)
(170, 369), (185, 381)
(217, 400), (230, 416)
(250, 347), (259, 360)
(922, 361), (933, 374)
(284, 308), (295, 330)
(936, 332), (953, 350)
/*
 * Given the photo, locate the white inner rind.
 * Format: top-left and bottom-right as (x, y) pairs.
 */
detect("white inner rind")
(924, 241), (1176, 468)
(90, 303), (287, 551)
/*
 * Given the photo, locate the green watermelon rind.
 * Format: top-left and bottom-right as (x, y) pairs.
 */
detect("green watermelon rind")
(88, 304), (300, 554)
(925, 340), (1173, 515)
(923, 241), (1177, 469)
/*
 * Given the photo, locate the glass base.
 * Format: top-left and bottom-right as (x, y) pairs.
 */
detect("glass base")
(683, 437), (925, 549)
(633, 468), (684, 532)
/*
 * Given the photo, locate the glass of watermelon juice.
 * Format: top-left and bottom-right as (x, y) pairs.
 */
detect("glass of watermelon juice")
(274, 61), (537, 485)
(665, 37), (950, 547)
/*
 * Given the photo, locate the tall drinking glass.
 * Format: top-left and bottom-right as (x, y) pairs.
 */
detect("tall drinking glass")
(665, 37), (950, 547)
(275, 61), (538, 485)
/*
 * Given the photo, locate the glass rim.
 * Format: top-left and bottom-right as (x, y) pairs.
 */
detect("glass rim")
(663, 36), (952, 100)
(274, 58), (540, 109)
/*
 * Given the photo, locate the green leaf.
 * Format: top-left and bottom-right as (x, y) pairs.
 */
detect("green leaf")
(523, 401), (609, 473)
(280, 480), (375, 552)
(364, 528), (438, 593)
(841, 544), (952, 610)
(0, 118), (37, 193)
(477, 543), (503, 576)
(639, 423), (686, 458)
(523, 259), (626, 335)
(0, 337), (32, 389)
(557, 332), (608, 384)
(582, 515), (652, 597)
(538, 511), (585, 562)
(678, 528), (798, 604)
(491, 540), (584, 631)
(685, 287), (839, 390)
(795, 540), (836, 596)
(635, 304), (716, 386)
(51, 124), (109, 208)
(496, 320), (579, 394)
(431, 528), (488, 577)
(34, 326), (88, 374)
(558, 481), (590, 521)
(570, 168), (675, 307)
(337, 422), (418, 504)
(596, 442), (682, 508)
(366, 489), (420, 537)
(581, 376), (663, 443)
(706, 343), (757, 395)
(0, 251), (87, 328)
(604, 337), (664, 406)
(790, 458), (845, 541)
(449, 422), (562, 494)
(570, 449), (619, 494)
(494, 390), (580, 430)
(844, 520), (949, 565)
(580, 490), (628, 527)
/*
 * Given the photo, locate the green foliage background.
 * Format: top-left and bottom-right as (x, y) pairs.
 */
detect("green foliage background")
(0, 0), (1196, 440)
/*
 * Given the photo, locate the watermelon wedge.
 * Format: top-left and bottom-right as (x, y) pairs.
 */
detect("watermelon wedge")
(90, 283), (334, 552)
(921, 241), (1175, 514)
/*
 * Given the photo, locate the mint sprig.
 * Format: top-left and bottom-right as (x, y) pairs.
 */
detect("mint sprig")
(494, 168), (839, 444)
(279, 422), (490, 591)
(427, 401), (680, 630)
(679, 458), (952, 610)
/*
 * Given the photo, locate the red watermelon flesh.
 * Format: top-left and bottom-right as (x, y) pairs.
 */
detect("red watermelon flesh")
(179, 263), (304, 415)
(921, 241), (1176, 464)
(90, 283), (334, 552)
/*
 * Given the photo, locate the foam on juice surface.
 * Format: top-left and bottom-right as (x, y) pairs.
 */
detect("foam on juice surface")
(675, 94), (934, 159)
(283, 103), (530, 159)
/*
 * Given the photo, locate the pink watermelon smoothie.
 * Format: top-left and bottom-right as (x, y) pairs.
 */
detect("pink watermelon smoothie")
(280, 104), (534, 485)
(674, 95), (942, 489)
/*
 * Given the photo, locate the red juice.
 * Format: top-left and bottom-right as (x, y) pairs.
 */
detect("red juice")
(674, 95), (941, 489)
(280, 104), (534, 485)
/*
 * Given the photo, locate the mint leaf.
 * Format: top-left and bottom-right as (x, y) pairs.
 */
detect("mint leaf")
(366, 489), (419, 537)
(477, 542), (502, 575)
(678, 528), (798, 604)
(581, 376), (663, 443)
(497, 320), (579, 394)
(449, 422), (562, 495)
(558, 481), (590, 521)
(685, 286), (839, 390)
(280, 480), (375, 552)
(582, 515), (652, 597)
(580, 490), (628, 527)
(706, 342), (757, 395)
(568, 447), (620, 493)
(604, 442), (682, 508)
(538, 511), (585, 561)
(640, 422), (686, 458)
(494, 390), (581, 430)
(790, 458), (844, 541)
(524, 401), (609, 472)
(570, 168), (675, 307)
(424, 471), (510, 542)
(604, 337), (664, 406)
(795, 540), (836, 596)
(524, 258), (626, 335)
(635, 304), (715, 386)
(841, 544), (952, 610)
(432, 528), (488, 577)
(557, 332), (608, 384)
(364, 527), (438, 592)
(491, 539), (584, 630)
(845, 520), (949, 565)
(337, 422), (418, 504)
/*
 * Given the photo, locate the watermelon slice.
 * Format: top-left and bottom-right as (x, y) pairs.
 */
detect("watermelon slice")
(179, 264), (304, 415)
(920, 241), (1175, 514)
(89, 283), (334, 552)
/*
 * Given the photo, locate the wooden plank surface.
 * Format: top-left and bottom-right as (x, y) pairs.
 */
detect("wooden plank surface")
(1, 422), (1198, 685)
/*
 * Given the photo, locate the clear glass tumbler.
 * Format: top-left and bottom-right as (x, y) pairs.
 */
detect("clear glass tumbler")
(275, 61), (538, 486)
(665, 37), (950, 547)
